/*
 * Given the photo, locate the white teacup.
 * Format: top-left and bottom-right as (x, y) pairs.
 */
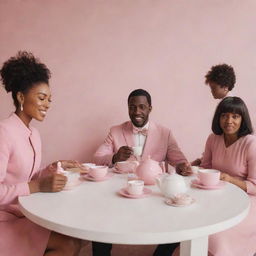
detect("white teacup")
(82, 163), (96, 173)
(64, 171), (80, 189)
(127, 180), (144, 195)
(191, 166), (200, 173)
(198, 169), (220, 186)
(115, 161), (139, 173)
(132, 146), (143, 156)
(89, 166), (108, 179)
(82, 163), (96, 168)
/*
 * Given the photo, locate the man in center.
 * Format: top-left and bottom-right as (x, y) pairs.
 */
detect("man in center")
(92, 89), (192, 256)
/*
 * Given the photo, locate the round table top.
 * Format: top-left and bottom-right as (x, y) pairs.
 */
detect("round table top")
(19, 172), (250, 244)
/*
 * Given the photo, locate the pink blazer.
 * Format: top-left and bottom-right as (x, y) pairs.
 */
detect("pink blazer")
(93, 120), (188, 166)
(0, 113), (50, 255)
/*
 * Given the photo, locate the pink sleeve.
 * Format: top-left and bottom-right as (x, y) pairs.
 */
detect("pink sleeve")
(166, 130), (188, 166)
(200, 134), (213, 169)
(0, 126), (30, 205)
(244, 138), (256, 195)
(93, 131), (115, 166)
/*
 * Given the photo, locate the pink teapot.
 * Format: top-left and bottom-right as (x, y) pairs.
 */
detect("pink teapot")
(136, 156), (164, 185)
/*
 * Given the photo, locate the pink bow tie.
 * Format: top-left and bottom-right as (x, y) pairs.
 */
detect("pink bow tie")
(133, 127), (148, 136)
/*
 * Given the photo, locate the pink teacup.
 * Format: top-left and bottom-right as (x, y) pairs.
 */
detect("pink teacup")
(115, 161), (139, 173)
(89, 166), (108, 179)
(127, 180), (144, 195)
(198, 169), (220, 186)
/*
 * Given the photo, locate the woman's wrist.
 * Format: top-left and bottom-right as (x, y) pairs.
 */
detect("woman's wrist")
(28, 180), (40, 193)
(227, 175), (247, 191)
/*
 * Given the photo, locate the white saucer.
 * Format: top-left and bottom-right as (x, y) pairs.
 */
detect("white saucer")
(81, 172), (114, 182)
(118, 187), (152, 199)
(165, 197), (195, 207)
(191, 179), (226, 190)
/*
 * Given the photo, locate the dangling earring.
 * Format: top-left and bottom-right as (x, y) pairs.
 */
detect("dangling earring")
(20, 104), (23, 111)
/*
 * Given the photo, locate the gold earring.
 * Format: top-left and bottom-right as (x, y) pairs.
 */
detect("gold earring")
(20, 104), (23, 111)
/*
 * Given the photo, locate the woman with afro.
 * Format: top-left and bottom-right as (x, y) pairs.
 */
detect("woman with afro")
(0, 51), (83, 256)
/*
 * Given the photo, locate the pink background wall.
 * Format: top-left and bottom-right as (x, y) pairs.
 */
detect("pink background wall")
(1, 0), (256, 166)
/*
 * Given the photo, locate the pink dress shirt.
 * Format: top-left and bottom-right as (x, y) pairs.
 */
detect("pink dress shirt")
(0, 113), (50, 256)
(201, 133), (256, 256)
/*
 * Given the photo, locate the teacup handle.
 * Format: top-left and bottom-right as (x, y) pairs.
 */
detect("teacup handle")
(131, 161), (139, 171)
(159, 161), (166, 173)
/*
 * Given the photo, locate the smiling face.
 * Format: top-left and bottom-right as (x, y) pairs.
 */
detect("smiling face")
(128, 95), (152, 127)
(209, 82), (229, 99)
(16, 82), (51, 126)
(219, 112), (242, 136)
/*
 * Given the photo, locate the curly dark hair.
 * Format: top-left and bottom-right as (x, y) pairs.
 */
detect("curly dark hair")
(0, 51), (51, 108)
(205, 64), (236, 91)
(212, 97), (253, 137)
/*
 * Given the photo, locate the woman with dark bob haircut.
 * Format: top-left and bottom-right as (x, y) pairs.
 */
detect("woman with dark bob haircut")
(0, 51), (83, 256)
(202, 97), (256, 256)
(212, 96), (253, 137)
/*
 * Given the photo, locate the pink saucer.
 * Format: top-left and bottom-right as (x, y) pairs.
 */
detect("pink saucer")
(112, 167), (127, 174)
(191, 179), (226, 190)
(118, 187), (152, 199)
(81, 172), (114, 182)
(165, 197), (195, 207)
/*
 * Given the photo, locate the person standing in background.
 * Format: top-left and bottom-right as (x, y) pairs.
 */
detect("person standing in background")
(205, 63), (236, 99)
(190, 63), (236, 167)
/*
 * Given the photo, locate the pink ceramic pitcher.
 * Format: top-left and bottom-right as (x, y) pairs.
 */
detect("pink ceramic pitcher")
(136, 156), (164, 185)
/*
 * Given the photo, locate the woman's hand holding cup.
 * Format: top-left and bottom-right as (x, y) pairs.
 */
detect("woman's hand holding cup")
(29, 173), (67, 193)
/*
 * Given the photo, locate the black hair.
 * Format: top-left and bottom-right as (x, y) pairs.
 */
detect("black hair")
(128, 89), (152, 106)
(0, 51), (51, 108)
(212, 97), (253, 137)
(205, 64), (236, 91)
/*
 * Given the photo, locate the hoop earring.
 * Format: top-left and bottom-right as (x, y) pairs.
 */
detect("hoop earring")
(20, 104), (23, 111)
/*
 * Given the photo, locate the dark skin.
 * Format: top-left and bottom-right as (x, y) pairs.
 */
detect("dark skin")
(112, 96), (151, 163)
(112, 95), (192, 175)
(176, 162), (193, 176)
(112, 146), (133, 163)
(14, 83), (83, 255)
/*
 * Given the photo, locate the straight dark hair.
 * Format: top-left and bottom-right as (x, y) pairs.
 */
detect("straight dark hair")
(212, 97), (253, 137)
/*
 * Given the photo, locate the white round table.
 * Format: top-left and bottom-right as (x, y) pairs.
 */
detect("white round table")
(19, 173), (250, 256)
